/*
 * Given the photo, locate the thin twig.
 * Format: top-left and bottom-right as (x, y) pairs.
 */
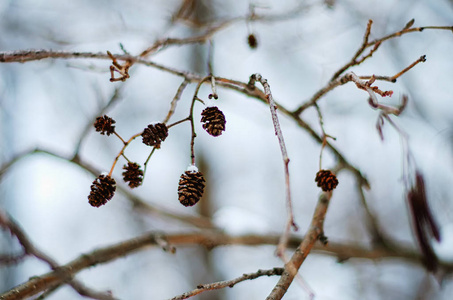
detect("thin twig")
(189, 76), (211, 165)
(330, 19), (375, 81)
(163, 79), (190, 124)
(108, 132), (142, 177)
(169, 268), (284, 300)
(314, 103), (336, 170)
(248, 74), (297, 259)
(293, 54), (424, 116)
(139, 19), (239, 57)
(73, 85), (124, 159)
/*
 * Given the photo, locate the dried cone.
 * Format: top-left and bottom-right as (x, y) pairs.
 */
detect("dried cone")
(248, 34), (258, 49)
(142, 123), (168, 148)
(88, 175), (116, 207)
(94, 115), (116, 136)
(315, 169), (338, 192)
(178, 171), (206, 207)
(122, 162), (144, 188)
(201, 106), (226, 137)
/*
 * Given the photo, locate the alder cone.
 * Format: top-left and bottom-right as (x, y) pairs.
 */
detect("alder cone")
(94, 115), (116, 136)
(122, 162), (144, 188)
(315, 169), (338, 192)
(88, 175), (116, 207)
(178, 171), (205, 207)
(201, 106), (226, 137)
(248, 34), (258, 49)
(142, 123), (168, 148)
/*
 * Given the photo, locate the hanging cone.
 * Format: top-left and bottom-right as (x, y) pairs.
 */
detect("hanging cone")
(94, 115), (116, 136)
(88, 175), (116, 207)
(315, 169), (338, 192)
(247, 34), (258, 49)
(201, 106), (226, 137)
(122, 162), (144, 188)
(142, 123), (168, 148)
(178, 171), (206, 207)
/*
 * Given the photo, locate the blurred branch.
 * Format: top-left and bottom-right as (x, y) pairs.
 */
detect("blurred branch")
(140, 18), (239, 57)
(170, 268), (284, 300)
(0, 253), (26, 266)
(2, 228), (451, 300)
(0, 210), (116, 300)
(0, 147), (215, 229)
(73, 85), (125, 158)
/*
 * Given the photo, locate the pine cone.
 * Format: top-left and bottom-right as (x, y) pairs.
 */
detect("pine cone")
(201, 106), (226, 137)
(248, 34), (258, 49)
(88, 175), (116, 207)
(122, 162), (144, 188)
(94, 115), (116, 136)
(178, 171), (206, 207)
(315, 169), (338, 192)
(142, 123), (168, 148)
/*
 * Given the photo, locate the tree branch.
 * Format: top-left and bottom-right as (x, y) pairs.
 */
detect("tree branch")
(2, 227), (450, 300)
(266, 192), (332, 299)
(169, 268), (284, 300)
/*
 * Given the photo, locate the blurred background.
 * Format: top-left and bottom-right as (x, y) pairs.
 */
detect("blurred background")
(1, 0), (453, 299)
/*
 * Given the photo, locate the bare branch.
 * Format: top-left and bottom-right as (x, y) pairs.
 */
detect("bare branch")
(169, 268), (284, 300)
(0, 148), (215, 229)
(248, 74), (297, 258)
(266, 192), (332, 300)
(2, 228), (452, 300)
(0, 210), (117, 300)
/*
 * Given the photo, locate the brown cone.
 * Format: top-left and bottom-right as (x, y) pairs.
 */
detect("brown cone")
(178, 171), (205, 207)
(88, 175), (116, 207)
(315, 169), (338, 192)
(94, 115), (116, 136)
(201, 106), (226, 137)
(142, 123), (168, 148)
(122, 162), (144, 188)
(248, 34), (258, 49)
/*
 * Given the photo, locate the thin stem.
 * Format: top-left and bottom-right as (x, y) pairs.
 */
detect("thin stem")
(248, 74), (297, 260)
(108, 132), (143, 177)
(143, 147), (157, 177)
(163, 79), (190, 124)
(113, 131), (127, 145)
(189, 76), (212, 165)
(167, 117), (191, 129)
(314, 103), (336, 170)
(169, 268), (284, 300)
